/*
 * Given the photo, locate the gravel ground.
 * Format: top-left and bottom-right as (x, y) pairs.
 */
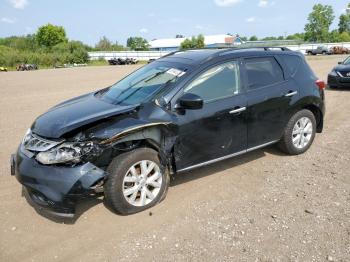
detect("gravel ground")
(0, 55), (349, 262)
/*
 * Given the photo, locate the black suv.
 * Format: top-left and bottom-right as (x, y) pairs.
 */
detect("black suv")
(11, 48), (326, 217)
(328, 56), (350, 88)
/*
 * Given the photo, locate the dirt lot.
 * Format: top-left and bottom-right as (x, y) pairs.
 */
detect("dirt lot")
(0, 55), (349, 262)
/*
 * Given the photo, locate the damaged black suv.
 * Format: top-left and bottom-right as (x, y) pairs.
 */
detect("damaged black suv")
(11, 48), (325, 217)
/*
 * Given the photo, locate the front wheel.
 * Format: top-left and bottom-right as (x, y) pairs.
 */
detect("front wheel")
(104, 148), (170, 215)
(279, 109), (316, 155)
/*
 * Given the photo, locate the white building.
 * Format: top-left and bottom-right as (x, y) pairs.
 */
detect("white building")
(149, 34), (243, 51)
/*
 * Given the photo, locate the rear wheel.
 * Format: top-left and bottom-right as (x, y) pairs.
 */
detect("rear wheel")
(104, 148), (170, 215)
(279, 110), (316, 155)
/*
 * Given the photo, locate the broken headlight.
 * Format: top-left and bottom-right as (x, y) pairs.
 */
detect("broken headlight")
(36, 142), (95, 165)
(22, 129), (32, 144)
(329, 69), (337, 76)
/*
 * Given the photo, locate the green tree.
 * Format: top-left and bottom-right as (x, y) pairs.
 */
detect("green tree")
(196, 34), (205, 48)
(180, 34), (205, 50)
(286, 33), (305, 41)
(262, 36), (278, 41)
(240, 36), (248, 41)
(304, 4), (335, 42)
(339, 31), (350, 42)
(95, 36), (112, 50)
(126, 37), (149, 50)
(0, 34), (37, 51)
(339, 14), (350, 33)
(52, 40), (89, 64)
(249, 36), (258, 41)
(180, 38), (193, 49)
(36, 24), (67, 48)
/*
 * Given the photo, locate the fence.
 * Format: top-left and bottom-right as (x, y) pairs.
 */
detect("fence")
(88, 51), (170, 61)
(88, 42), (350, 61)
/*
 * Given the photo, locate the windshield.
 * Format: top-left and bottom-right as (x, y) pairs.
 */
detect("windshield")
(343, 57), (350, 65)
(99, 62), (186, 105)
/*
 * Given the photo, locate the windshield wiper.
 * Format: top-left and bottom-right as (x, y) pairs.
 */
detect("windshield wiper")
(144, 70), (167, 83)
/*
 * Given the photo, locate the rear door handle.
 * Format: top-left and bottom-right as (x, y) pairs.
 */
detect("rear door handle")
(285, 91), (298, 97)
(229, 107), (246, 114)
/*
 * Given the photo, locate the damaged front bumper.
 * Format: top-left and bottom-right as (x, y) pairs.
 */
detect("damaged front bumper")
(11, 146), (107, 218)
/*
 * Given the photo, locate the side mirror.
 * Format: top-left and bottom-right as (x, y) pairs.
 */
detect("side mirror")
(338, 61), (343, 64)
(177, 93), (203, 110)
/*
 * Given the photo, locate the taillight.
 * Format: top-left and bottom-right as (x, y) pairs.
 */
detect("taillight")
(315, 80), (326, 90)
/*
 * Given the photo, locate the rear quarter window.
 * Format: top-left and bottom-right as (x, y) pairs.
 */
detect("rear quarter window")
(278, 54), (302, 78)
(244, 57), (284, 90)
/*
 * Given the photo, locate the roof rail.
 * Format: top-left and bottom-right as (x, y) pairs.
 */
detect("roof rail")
(160, 47), (224, 58)
(160, 46), (292, 61)
(219, 46), (291, 52)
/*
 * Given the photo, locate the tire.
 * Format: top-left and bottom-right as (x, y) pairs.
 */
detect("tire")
(278, 109), (316, 155)
(104, 147), (170, 215)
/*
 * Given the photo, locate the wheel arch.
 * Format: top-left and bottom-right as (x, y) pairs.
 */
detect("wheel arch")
(101, 125), (177, 174)
(302, 104), (323, 133)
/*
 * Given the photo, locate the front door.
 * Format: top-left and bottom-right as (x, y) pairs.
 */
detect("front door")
(173, 60), (248, 171)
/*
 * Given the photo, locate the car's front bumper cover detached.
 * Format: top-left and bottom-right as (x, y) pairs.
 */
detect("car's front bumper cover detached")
(11, 145), (107, 218)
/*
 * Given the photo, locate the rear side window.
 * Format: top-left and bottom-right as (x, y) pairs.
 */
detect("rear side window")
(279, 55), (301, 77)
(244, 57), (284, 90)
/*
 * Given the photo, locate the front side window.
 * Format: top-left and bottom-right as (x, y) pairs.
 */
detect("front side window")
(184, 61), (240, 102)
(244, 57), (284, 90)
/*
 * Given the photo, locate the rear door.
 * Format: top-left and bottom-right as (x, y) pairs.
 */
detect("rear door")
(242, 56), (299, 148)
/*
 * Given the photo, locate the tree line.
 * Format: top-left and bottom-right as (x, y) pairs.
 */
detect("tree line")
(240, 3), (350, 43)
(0, 24), (150, 68)
(1, 3), (350, 67)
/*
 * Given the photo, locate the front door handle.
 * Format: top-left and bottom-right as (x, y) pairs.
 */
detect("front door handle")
(229, 107), (246, 114)
(285, 91), (298, 97)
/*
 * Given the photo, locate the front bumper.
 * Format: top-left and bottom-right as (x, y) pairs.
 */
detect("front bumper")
(328, 74), (350, 88)
(11, 146), (107, 218)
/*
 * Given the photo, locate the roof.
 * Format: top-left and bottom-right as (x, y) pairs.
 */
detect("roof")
(158, 49), (223, 64)
(157, 47), (298, 65)
(149, 34), (236, 48)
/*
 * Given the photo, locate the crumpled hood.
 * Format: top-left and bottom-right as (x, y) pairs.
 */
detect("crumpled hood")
(31, 93), (136, 138)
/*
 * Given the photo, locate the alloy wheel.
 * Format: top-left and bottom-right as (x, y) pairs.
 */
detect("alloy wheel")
(122, 160), (162, 207)
(292, 117), (313, 149)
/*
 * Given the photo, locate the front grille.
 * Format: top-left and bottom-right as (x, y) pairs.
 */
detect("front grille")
(23, 133), (62, 152)
(338, 71), (350, 77)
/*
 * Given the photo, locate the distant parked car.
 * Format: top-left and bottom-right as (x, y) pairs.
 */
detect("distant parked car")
(125, 58), (138, 64)
(306, 46), (332, 55)
(108, 58), (123, 65)
(328, 56), (350, 89)
(108, 58), (138, 65)
(16, 64), (38, 71)
(0, 66), (7, 72)
(330, 46), (350, 55)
